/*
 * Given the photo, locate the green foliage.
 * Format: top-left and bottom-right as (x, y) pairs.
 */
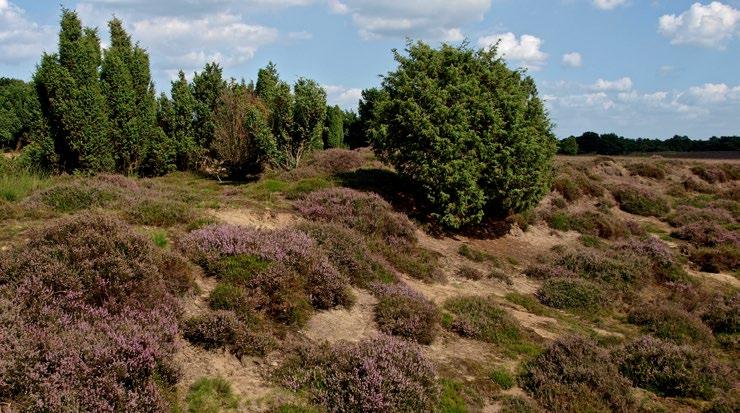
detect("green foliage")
(458, 244), (496, 263)
(212, 81), (276, 178)
(151, 229), (168, 248)
(0, 160), (48, 202)
(192, 62), (227, 151)
(611, 185), (670, 217)
(324, 104), (344, 148)
(368, 41), (556, 228)
(0, 78), (44, 150)
(125, 198), (196, 227)
(186, 377), (239, 413)
(627, 303), (714, 345)
(37, 181), (117, 213)
(489, 368), (515, 390)
(536, 278), (604, 312)
(211, 254), (272, 285)
(558, 136), (579, 155)
(438, 379), (471, 413)
(169, 71), (199, 169)
(208, 283), (249, 313)
(443, 296), (530, 351)
(34, 9), (114, 172)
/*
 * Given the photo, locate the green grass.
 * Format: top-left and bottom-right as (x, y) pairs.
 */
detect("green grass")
(126, 198), (197, 227)
(0, 170), (48, 202)
(458, 244), (496, 263)
(284, 177), (334, 199)
(489, 368), (515, 390)
(186, 377), (239, 413)
(212, 254), (272, 285)
(151, 229), (168, 248)
(438, 379), (471, 413)
(39, 183), (118, 213)
(243, 179), (290, 201)
(536, 278), (605, 312)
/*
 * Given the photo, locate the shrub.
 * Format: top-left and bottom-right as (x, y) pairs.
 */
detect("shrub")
(667, 205), (734, 227)
(553, 210), (629, 239)
(295, 187), (416, 244)
(369, 239), (444, 282)
(457, 265), (485, 280)
(618, 237), (689, 283)
(458, 244), (495, 262)
(208, 283), (250, 313)
(498, 396), (540, 413)
(0, 213), (180, 411)
(369, 41), (556, 229)
(536, 278), (604, 311)
(211, 254), (271, 285)
(372, 283), (439, 344)
(524, 263), (578, 280)
(689, 244), (740, 273)
(31, 180), (118, 212)
(615, 336), (727, 399)
(683, 176), (716, 194)
(555, 249), (651, 294)
(627, 303), (713, 344)
(183, 311), (274, 357)
(186, 377), (239, 413)
(611, 185), (670, 217)
(126, 197), (197, 227)
(672, 221), (739, 247)
(626, 162), (666, 180)
(490, 368), (515, 390)
(181, 225), (354, 324)
(298, 221), (396, 287)
(552, 176), (581, 202)
(443, 296), (522, 345)
(309, 148), (365, 174)
(701, 292), (739, 334)
(691, 165), (729, 184)
(276, 335), (439, 412)
(521, 336), (634, 412)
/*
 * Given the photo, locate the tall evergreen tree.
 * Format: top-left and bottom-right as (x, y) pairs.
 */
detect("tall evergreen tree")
(170, 71), (198, 169)
(324, 104), (344, 148)
(191, 62), (226, 152)
(35, 9), (113, 172)
(290, 78), (326, 166)
(255, 62), (293, 163)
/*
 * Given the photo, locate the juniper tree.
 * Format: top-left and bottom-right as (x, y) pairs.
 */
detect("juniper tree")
(255, 62), (293, 164)
(290, 78), (327, 167)
(170, 71), (198, 169)
(191, 62), (226, 153)
(368, 41), (557, 228)
(324, 105), (344, 149)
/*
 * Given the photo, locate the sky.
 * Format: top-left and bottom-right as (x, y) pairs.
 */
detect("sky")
(0, 0), (739, 139)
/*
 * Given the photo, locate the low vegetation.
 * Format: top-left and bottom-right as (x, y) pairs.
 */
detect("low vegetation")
(372, 283), (439, 344)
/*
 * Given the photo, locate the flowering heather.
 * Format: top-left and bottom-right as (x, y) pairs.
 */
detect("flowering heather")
(628, 302), (713, 345)
(668, 205), (735, 227)
(183, 311), (274, 357)
(672, 221), (740, 248)
(276, 335), (439, 412)
(701, 292), (739, 334)
(615, 336), (728, 399)
(524, 263), (578, 280)
(618, 237), (688, 283)
(521, 336), (634, 412)
(0, 213), (181, 411)
(310, 148), (366, 175)
(372, 283), (439, 344)
(295, 187), (416, 244)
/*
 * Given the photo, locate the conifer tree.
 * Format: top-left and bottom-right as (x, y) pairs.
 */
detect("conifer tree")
(192, 62), (226, 152)
(255, 62), (293, 161)
(324, 104), (344, 148)
(170, 71), (198, 169)
(290, 78), (326, 166)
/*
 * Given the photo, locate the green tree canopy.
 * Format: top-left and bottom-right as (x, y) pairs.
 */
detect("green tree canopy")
(324, 104), (344, 148)
(192, 62), (226, 152)
(368, 41), (557, 228)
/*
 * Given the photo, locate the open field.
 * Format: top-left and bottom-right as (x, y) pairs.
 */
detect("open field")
(0, 149), (738, 412)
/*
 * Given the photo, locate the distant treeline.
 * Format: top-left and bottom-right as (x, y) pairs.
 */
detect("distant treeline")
(558, 132), (740, 155)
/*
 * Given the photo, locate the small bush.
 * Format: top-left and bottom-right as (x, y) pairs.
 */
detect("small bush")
(521, 336), (634, 412)
(186, 377), (239, 413)
(701, 292), (739, 334)
(545, 210), (629, 239)
(126, 197), (197, 227)
(458, 244), (495, 262)
(627, 303), (713, 344)
(152, 229), (169, 247)
(556, 249), (651, 294)
(183, 311), (274, 357)
(212, 254), (271, 285)
(295, 187), (416, 244)
(615, 336), (727, 399)
(689, 244), (740, 273)
(298, 221), (396, 287)
(32, 180), (118, 212)
(618, 237), (689, 283)
(683, 176), (716, 194)
(524, 263), (578, 280)
(275, 335), (439, 412)
(671, 221), (739, 247)
(443, 296), (522, 345)
(667, 205), (734, 227)
(372, 283), (439, 344)
(691, 165), (729, 184)
(498, 396), (539, 413)
(611, 185), (670, 217)
(310, 148), (366, 174)
(208, 283), (250, 312)
(536, 278), (604, 311)
(626, 162), (666, 180)
(457, 265), (485, 280)
(552, 176), (581, 202)
(490, 368), (515, 390)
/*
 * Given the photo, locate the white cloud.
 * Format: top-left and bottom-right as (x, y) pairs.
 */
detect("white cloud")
(478, 32), (548, 70)
(558, 92), (615, 110)
(592, 77), (633, 91)
(562, 52), (582, 67)
(324, 84), (363, 109)
(0, 0), (55, 65)
(339, 0), (491, 40)
(686, 83), (740, 103)
(659, 1), (739, 49)
(593, 0), (627, 10)
(130, 13), (278, 74)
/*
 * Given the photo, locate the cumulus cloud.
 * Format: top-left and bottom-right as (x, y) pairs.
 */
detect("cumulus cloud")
(686, 83), (740, 103)
(592, 77), (633, 91)
(593, 0), (627, 10)
(562, 52), (582, 67)
(659, 1), (739, 49)
(478, 32), (548, 70)
(0, 0), (55, 65)
(338, 0), (491, 40)
(324, 84), (363, 109)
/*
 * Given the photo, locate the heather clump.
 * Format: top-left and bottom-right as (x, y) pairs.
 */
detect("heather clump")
(28, 179), (119, 213)
(671, 221), (740, 272)
(555, 249), (651, 295)
(183, 311), (274, 357)
(521, 336), (634, 413)
(295, 187), (416, 244)
(627, 302), (713, 345)
(611, 184), (670, 217)
(275, 335), (439, 412)
(443, 296), (524, 347)
(615, 336), (728, 399)
(180, 224), (354, 324)
(625, 162), (666, 180)
(524, 263), (578, 280)
(691, 165), (730, 184)
(667, 205), (734, 227)
(672, 221), (739, 247)
(372, 283), (439, 344)
(309, 148), (366, 175)
(125, 197), (198, 227)
(536, 278), (604, 312)
(545, 210), (629, 239)
(618, 237), (689, 283)
(700, 292), (739, 335)
(0, 213), (182, 411)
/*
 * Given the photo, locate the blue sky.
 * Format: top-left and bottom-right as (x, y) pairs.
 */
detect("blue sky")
(1, 0), (738, 138)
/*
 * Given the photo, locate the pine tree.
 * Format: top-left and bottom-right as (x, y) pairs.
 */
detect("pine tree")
(192, 62), (226, 152)
(170, 71), (198, 169)
(36, 9), (113, 172)
(324, 105), (344, 148)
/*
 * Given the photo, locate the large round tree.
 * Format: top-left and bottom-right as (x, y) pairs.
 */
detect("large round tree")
(369, 41), (557, 229)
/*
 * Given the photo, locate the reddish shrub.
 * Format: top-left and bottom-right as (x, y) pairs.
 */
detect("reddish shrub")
(0, 213), (180, 411)
(521, 336), (634, 412)
(701, 292), (740, 334)
(672, 221), (740, 247)
(295, 187), (416, 244)
(615, 336), (728, 399)
(275, 335), (439, 413)
(310, 149), (366, 174)
(372, 283), (439, 344)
